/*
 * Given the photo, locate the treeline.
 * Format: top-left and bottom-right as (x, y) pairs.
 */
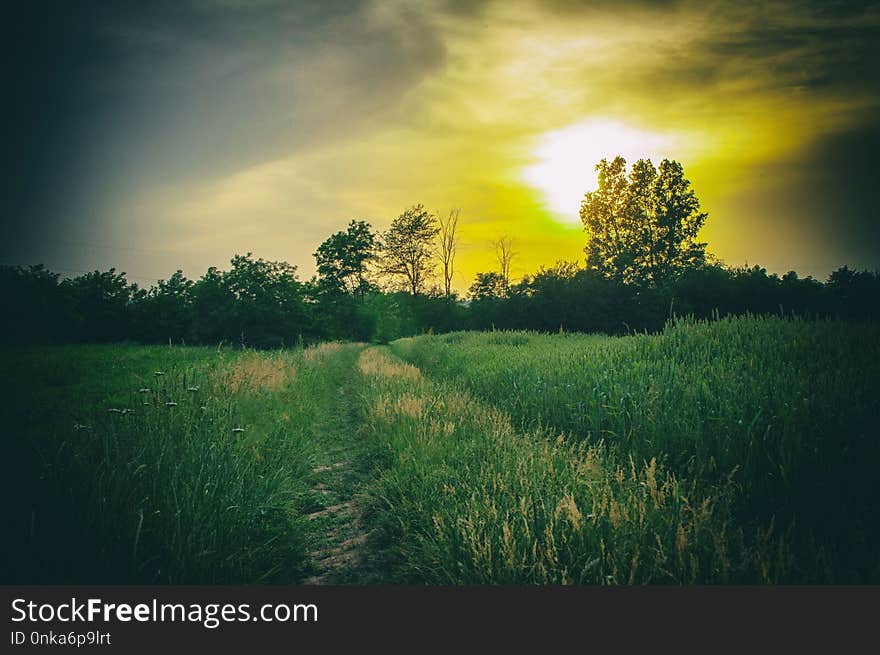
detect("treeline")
(468, 261), (880, 333)
(2, 255), (878, 347)
(3, 157), (879, 346)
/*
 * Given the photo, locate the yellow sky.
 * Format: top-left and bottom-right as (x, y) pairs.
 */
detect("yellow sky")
(34, 0), (878, 288)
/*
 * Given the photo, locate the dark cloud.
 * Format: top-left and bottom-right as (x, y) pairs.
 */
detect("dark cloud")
(785, 117), (880, 268)
(721, 115), (880, 275)
(2, 0), (447, 258)
(704, 21), (880, 95)
(616, 1), (880, 101)
(536, 0), (686, 14)
(538, 0), (878, 18)
(2, 0), (878, 277)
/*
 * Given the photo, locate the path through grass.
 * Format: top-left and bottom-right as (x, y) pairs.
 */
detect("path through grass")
(3, 342), (377, 583)
(6, 316), (878, 584)
(293, 343), (375, 584)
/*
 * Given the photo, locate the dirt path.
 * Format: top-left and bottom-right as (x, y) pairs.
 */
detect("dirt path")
(300, 346), (373, 584)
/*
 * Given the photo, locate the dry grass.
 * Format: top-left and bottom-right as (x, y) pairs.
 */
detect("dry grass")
(357, 348), (421, 380)
(221, 351), (297, 394)
(304, 342), (345, 364)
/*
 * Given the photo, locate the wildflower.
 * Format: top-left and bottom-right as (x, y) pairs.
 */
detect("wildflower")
(165, 401), (178, 407)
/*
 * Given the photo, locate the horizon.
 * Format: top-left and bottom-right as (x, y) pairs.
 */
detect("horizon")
(4, 1), (880, 290)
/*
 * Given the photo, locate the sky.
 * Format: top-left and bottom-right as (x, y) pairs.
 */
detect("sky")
(3, 0), (879, 290)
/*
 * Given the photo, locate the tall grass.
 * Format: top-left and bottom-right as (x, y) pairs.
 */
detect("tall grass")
(6, 316), (877, 584)
(4, 345), (338, 583)
(389, 316), (880, 582)
(356, 348), (754, 583)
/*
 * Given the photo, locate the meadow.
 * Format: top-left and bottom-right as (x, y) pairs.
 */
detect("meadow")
(4, 315), (878, 583)
(4, 342), (366, 583)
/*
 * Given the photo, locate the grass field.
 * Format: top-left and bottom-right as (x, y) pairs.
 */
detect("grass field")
(4, 316), (879, 583)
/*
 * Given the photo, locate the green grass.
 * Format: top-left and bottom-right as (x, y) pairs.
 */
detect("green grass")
(3, 342), (366, 583)
(389, 316), (880, 582)
(4, 315), (878, 584)
(355, 347), (742, 583)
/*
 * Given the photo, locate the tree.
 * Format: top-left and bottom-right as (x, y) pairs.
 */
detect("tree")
(468, 271), (506, 302)
(580, 156), (707, 285)
(313, 220), (377, 296)
(225, 253), (310, 346)
(826, 266), (880, 319)
(579, 157), (633, 282)
(190, 253), (311, 347)
(466, 271), (508, 330)
(493, 235), (517, 296)
(61, 268), (143, 342)
(378, 204), (440, 295)
(437, 208), (460, 299)
(652, 159), (708, 282)
(0, 264), (66, 343)
(190, 266), (232, 344)
(135, 270), (194, 343)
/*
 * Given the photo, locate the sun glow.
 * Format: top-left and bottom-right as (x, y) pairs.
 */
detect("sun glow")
(522, 119), (683, 223)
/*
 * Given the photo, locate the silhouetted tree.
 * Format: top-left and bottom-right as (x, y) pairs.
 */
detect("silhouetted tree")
(224, 253), (310, 347)
(493, 235), (517, 296)
(378, 204), (439, 295)
(190, 266), (232, 344)
(0, 265), (66, 343)
(188, 254), (311, 347)
(827, 266), (880, 319)
(314, 220), (377, 297)
(669, 263), (733, 318)
(468, 271), (506, 302)
(581, 157), (707, 285)
(779, 270), (824, 317)
(437, 209), (460, 299)
(62, 268), (143, 342)
(652, 159), (708, 282)
(134, 270), (194, 343)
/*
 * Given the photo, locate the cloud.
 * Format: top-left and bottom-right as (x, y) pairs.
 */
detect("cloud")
(4, 0), (448, 253)
(714, 115), (880, 275)
(3, 0), (879, 285)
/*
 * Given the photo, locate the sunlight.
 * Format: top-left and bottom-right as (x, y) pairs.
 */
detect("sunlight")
(522, 119), (682, 223)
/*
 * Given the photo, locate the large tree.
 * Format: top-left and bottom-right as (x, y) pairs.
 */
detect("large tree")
(313, 220), (377, 296)
(191, 253), (310, 347)
(580, 156), (708, 285)
(62, 268), (144, 342)
(135, 270), (194, 343)
(378, 204), (440, 295)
